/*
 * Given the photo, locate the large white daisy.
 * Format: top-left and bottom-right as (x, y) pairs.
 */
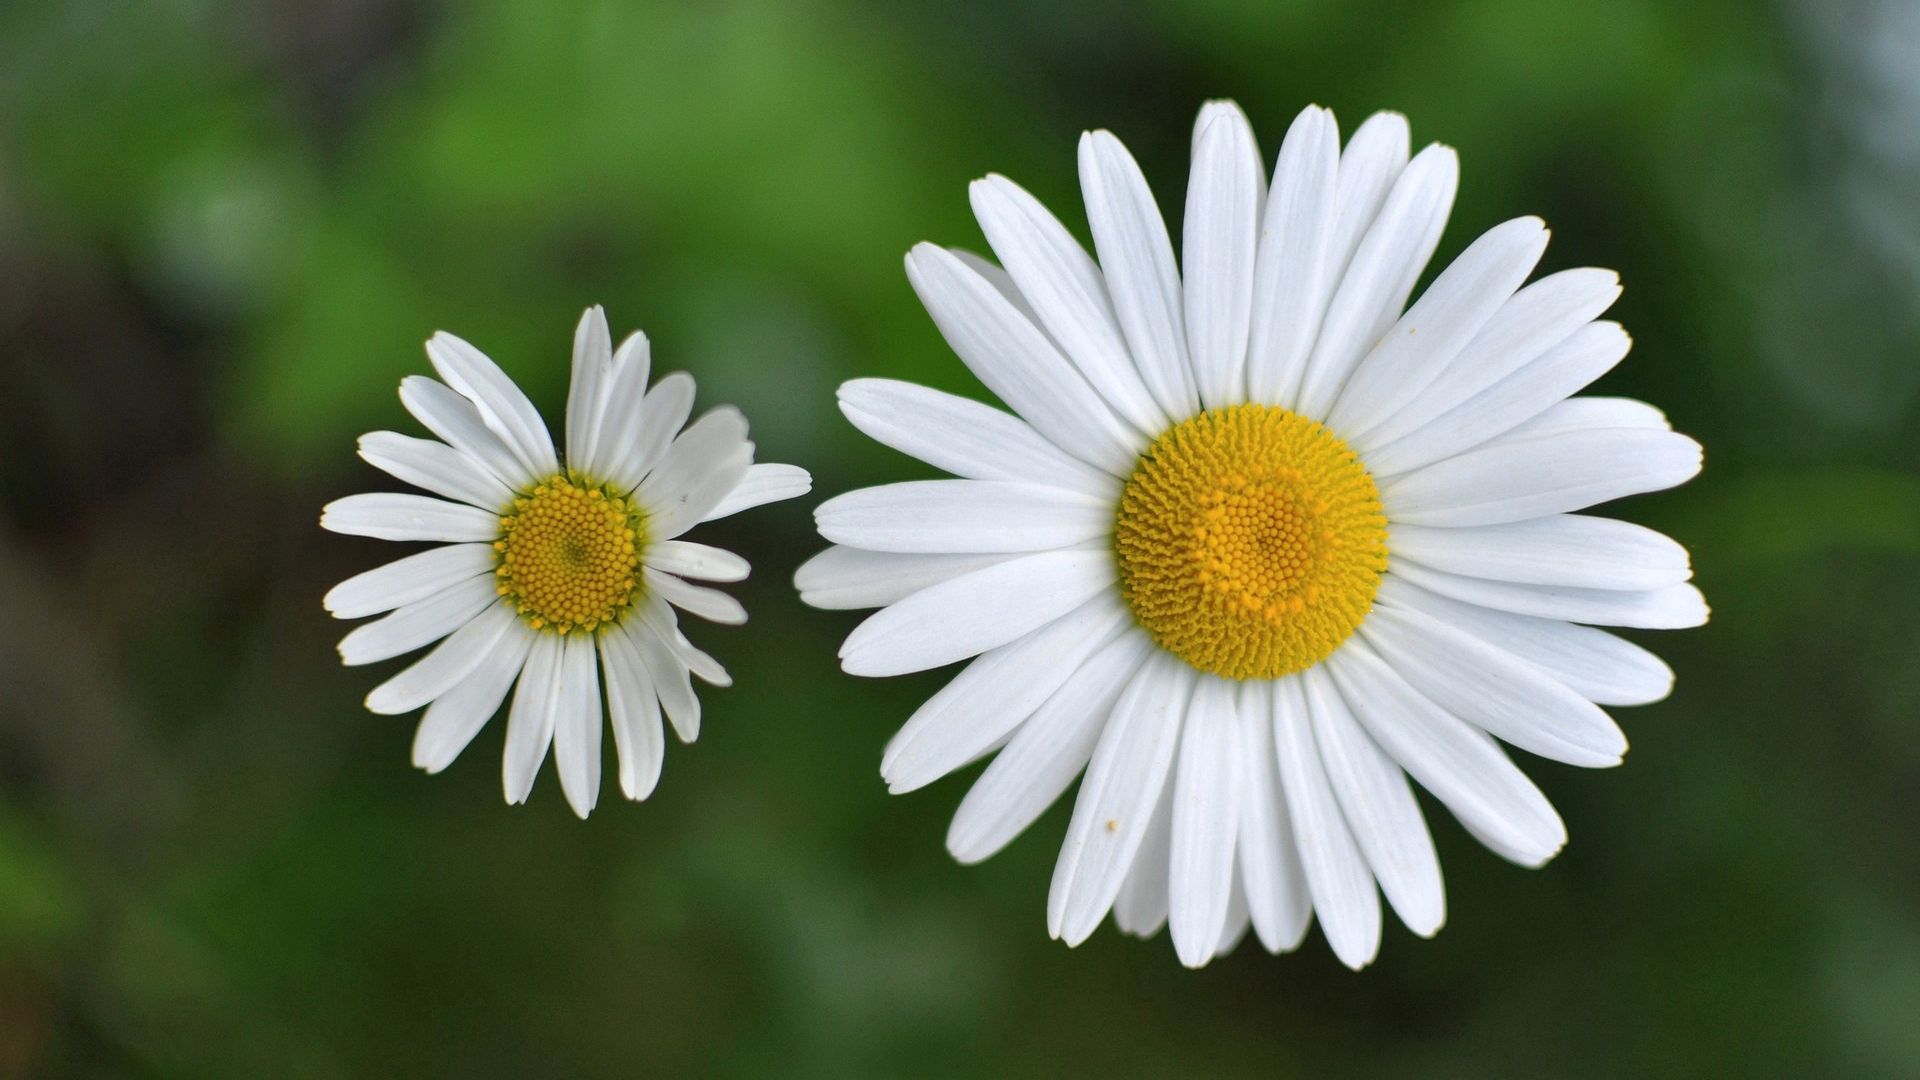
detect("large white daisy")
(323, 307), (810, 818)
(798, 102), (1705, 968)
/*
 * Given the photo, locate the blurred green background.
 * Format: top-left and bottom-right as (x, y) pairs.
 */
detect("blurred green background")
(3, 0), (1918, 1075)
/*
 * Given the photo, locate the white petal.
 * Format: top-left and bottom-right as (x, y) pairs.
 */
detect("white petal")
(1296, 143), (1457, 419)
(601, 625), (665, 801)
(1328, 216), (1549, 439)
(398, 376), (535, 490)
(946, 630), (1152, 864)
(644, 567), (746, 625)
(613, 372), (696, 490)
(882, 596), (1129, 794)
(1213, 868), (1253, 960)
(837, 379), (1114, 496)
(337, 575), (499, 666)
(551, 632), (603, 819)
(1325, 112), (1411, 296)
(1168, 675), (1243, 967)
(424, 331), (559, 479)
(1380, 428), (1703, 527)
(1048, 653), (1193, 946)
(647, 540), (750, 582)
(906, 243), (1141, 474)
(637, 406), (753, 539)
(1388, 515), (1692, 591)
(320, 492), (499, 543)
(701, 462), (811, 522)
(1366, 321), (1633, 476)
(948, 248), (1047, 329)
(1327, 640), (1567, 867)
(502, 631), (564, 804)
(1357, 268), (1622, 449)
(1247, 105), (1341, 405)
(412, 623), (534, 774)
(365, 601), (517, 715)
(581, 329), (654, 481)
(814, 480), (1111, 554)
(1386, 560), (1710, 629)
(1507, 396), (1671, 439)
(628, 597), (701, 741)
(357, 432), (514, 511)
(1078, 130), (1199, 419)
(1183, 102), (1262, 409)
(838, 548), (1115, 677)
(324, 543), (495, 619)
(565, 306), (613, 473)
(1305, 666), (1445, 937)
(1112, 779), (1174, 939)
(1232, 680), (1312, 954)
(1376, 575), (1674, 705)
(970, 176), (1167, 433)
(1273, 675), (1381, 970)
(794, 546), (1015, 610)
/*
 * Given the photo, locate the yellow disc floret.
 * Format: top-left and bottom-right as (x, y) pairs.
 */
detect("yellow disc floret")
(493, 475), (646, 634)
(1114, 404), (1388, 681)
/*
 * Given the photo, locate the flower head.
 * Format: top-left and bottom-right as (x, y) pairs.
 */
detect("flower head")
(800, 102), (1703, 968)
(324, 307), (809, 817)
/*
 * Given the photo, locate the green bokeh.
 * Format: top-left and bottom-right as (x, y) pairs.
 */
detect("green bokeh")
(2, 0), (1917, 1075)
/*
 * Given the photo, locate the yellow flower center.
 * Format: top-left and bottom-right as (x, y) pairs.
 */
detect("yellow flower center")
(493, 475), (645, 634)
(1113, 404), (1388, 680)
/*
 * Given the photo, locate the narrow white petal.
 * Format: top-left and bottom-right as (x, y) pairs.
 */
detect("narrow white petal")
(1357, 268), (1622, 449)
(1296, 143), (1458, 418)
(906, 244), (1141, 474)
(629, 596), (701, 741)
(1213, 868), (1253, 960)
(970, 176), (1167, 433)
(701, 462), (813, 522)
(565, 306), (613, 473)
(412, 624), (534, 774)
(1388, 515), (1692, 592)
(794, 546), (1015, 610)
(502, 631), (564, 804)
(1386, 560), (1711, 629)
(320, 492), (499, 543)
(1507, 396), (1671, 439)
(1380, 428), (1703, 527)
(838, 548), (1115, 677)
(613, 372), (696, 489)
(1168, 675), (1243, 967)
(365, 601), (517, 715)
(1367, 321), (1633, 476)
(1376, 575), (1674, 705)
(946, 630), (1152, 864)
(337, 575), (499, 666)
(643, 568), (746, 625)
(837, 379), (1115, 495)
(948, 248), (1047, 329)
(582, 330), (654, 481)
(814, 479), (1111, 554)
(357, 432), (514, 511)
(1247, 105), (1341, 405)
(551, 632), (604, 819)
(637, 406), (753, 539)
(1112, 780), (1174, 939)
(647, 540), (750, 582)
(1078, 130), (1200, 419)
(1273, 676), (1381, 970)
(1048, 654), (1193, 946)
(1328, 640), (1567, 867)
(1232, 680), (1313, 954)
(1304, 666), (1445, 937)
(1325, 112), (1411, 296)
(324, 543), (495, 619)
(1183, 102), (1262, 409)
(601, 625), (665, 801)
(882, 596), (1128, 794)
(399, 376), (535, 490)
(424, 331), (559, 479)
(1328, 216), (1549, 439)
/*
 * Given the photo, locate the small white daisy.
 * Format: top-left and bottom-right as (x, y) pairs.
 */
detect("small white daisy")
(323, 307), (809, 818)
(799, 101), (1705, 968)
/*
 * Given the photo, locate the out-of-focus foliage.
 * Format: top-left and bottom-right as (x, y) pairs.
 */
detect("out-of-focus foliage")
(1, 0), (1917, 1075)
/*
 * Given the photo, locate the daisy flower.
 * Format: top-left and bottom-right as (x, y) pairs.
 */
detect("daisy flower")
(798, 102), (1704, 968)
(323, 307), (810, 818)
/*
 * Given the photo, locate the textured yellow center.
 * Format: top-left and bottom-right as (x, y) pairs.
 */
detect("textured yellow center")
(493, 475), (645, 634)
(1114, 404), (1388, 680)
